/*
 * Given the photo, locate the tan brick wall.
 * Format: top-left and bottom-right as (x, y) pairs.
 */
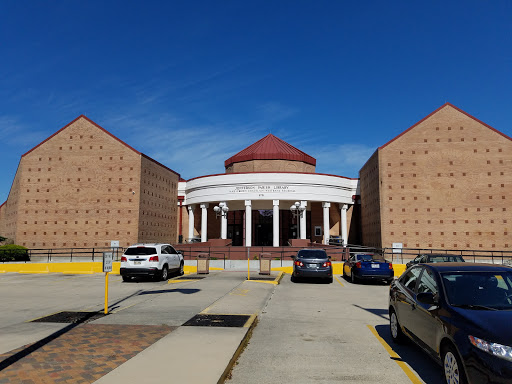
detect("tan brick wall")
(137, 156), (179, 244)
(12, 117), (143, 248)
(0, 168), (22, 242)
(0, 116), (180, 249)
(377, 105), (512, 250)
(360, 151), (382, 247)
(226, 159), (315, 173)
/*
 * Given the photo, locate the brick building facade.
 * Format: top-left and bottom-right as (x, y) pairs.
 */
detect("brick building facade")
(0, 103), (510, 252)
(360, 103), (512, 250)
(0, 116), (179, 248)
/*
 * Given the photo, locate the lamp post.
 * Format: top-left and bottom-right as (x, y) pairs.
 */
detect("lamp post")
(290, 201), (305, 239)
(213, 202), (229, 239)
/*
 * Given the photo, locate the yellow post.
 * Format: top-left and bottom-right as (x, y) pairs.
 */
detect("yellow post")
(104, 272), (109, 314)
(247, 247), (250, 281)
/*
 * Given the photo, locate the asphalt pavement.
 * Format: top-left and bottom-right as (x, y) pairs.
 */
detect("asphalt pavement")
(0, 271), (444, 383)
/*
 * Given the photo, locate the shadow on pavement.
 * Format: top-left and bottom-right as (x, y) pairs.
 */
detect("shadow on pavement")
(374, 324), (444, 383)
(353, 304), (389, 321)
(139, 288), (201, 295)
(289, 277), (333, 284)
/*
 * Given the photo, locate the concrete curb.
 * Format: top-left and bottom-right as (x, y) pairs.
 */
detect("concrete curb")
(218, 315), (259, 384)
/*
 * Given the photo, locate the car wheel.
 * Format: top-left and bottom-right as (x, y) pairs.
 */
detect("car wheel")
(327, 276), (333, 284)
(161, 265), (169, 281)
(291, 273), (298, 283)
(442, 344), (467, 384)
(351, 270), (357, 284)
(342, 266), (347, 278)
(389, 309), (406, 344)
(122, 275), (131, 282)
(179, 262), (184, 276)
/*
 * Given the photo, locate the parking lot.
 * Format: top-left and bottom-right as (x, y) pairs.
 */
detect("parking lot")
(0, 271), (444, 383)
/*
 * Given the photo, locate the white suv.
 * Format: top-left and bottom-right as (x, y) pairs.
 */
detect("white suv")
(120, 243), (184, 282)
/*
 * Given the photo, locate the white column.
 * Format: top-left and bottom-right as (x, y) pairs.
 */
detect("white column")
(273, 200), (279, 247)
(245, 200), (252, 247)
(200, 203), (209, 242)
(322, 202), (331, 245)
(187, 205), (195, 241)
(300, 201), (307, 240)
(341, 204), (348, 246)
(220, 201), (228, 240)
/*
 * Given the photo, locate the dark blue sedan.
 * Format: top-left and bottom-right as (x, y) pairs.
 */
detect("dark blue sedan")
(343, 253), (394, 284)
(389, 263), (512, 384)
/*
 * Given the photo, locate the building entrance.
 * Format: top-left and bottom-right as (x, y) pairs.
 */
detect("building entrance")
(227, 211), (244, 246)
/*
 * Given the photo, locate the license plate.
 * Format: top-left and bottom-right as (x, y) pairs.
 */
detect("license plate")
(371, 264), (379, 268)
(308, 264), (317, 268)
(134, 261), (142, 265)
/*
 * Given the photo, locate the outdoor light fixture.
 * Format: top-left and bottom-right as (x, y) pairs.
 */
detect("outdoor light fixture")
(213, 202), (229, 218)
(290, 201), (305, 239)
(214, 202), (230, 240)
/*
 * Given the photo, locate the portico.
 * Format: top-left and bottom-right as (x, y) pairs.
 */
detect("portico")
(177, 133), (359, 247)
(179, 172), (358, 247)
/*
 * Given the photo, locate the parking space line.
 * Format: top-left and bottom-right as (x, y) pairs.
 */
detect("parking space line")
(334, 276), (344, 287)
(367, 325), (423, 384)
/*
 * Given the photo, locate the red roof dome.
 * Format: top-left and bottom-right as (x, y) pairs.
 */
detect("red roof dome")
(224, 134), (316, 168)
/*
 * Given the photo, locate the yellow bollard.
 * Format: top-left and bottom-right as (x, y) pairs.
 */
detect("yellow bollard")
(104, 272), (109, 314)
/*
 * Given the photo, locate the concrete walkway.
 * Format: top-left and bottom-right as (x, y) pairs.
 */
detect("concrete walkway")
(0, 271), (279, 384)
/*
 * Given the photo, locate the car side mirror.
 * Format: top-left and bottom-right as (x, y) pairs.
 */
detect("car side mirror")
(289, 255), (295, 259)
(177, 250), (182, 255)
(417, 292), (437, 305)
(328, 256), (331, 259)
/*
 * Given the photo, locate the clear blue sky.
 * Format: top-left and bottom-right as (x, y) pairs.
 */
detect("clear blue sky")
(1, 1), (511, 203)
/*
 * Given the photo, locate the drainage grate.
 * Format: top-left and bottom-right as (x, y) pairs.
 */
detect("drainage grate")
(176, 275), (207, 280)
(183, 314), (250, 328)
(31, 311), (106, 324)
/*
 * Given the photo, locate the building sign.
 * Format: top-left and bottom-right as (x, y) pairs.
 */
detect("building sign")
(392, 243), (403, 253)
(228, 185), (296, 194)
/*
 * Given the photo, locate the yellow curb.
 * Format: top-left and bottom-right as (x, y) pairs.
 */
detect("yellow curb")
(218, 314), (258, 383)
(246, 279), (278, 285)
(367, 325), (422, 383)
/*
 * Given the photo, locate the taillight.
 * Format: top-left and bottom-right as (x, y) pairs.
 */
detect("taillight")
(295, 261), (303, 267)
(149, 256), (159, 262)
(323, 261), (331, 267)
(389, 263), (393, 269)
(355, 262), (361, 268)
(121, 256), (127, 262)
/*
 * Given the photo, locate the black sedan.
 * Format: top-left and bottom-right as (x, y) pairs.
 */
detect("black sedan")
(389, 263), (512, 384)
(291, 249), (332, 283)
(406, 253), (465, 269)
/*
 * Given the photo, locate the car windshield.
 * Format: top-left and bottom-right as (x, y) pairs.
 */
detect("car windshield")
(429, 255), (464, 263)
(297, 250), (327, 259)
(441, 271), (512, 310)
(357, 254), (374, 262)
(124, 247), (157, 256)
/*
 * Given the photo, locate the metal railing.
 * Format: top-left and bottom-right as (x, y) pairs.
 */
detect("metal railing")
(24, 247), (125, 262)
(9, 244), (512, 267)
(346, 244), (512, 265)
(176, 245), (349, 266)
